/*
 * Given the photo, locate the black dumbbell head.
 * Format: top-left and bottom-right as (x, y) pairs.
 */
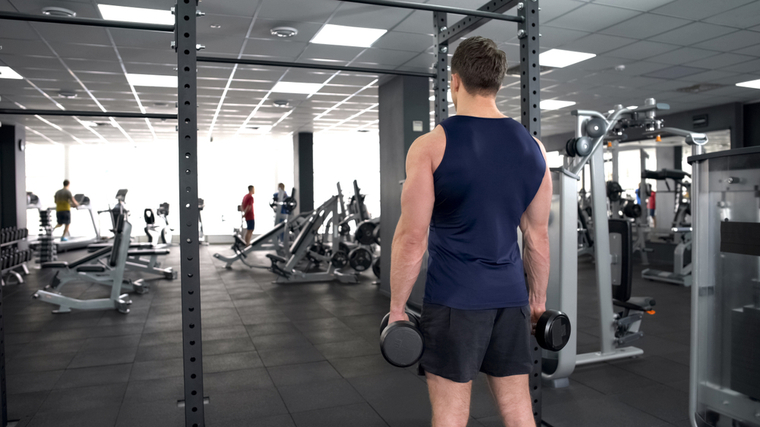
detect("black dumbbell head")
(535, 310), (571, 352)
(380, 311), (423, 368)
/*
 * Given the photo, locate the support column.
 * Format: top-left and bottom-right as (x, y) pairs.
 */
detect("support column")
(378, 75), (430, 301)
(293, 132), (314, 214)
(0, 124), (27, 229)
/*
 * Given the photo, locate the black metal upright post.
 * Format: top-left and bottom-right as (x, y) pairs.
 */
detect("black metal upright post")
(518, 0), (542, 424)
(433, 11), (448, 126)
(176, 1), (205, 426)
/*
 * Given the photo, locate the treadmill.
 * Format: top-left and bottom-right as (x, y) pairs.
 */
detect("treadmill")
(30, 194), (102, 252)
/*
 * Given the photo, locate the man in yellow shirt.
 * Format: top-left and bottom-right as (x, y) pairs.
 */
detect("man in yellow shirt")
(54, 180), (79, 241)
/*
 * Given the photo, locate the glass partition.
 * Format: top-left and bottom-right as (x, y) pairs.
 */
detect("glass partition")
(691, 148), (760, 427)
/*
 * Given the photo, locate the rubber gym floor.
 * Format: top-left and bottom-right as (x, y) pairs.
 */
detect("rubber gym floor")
(3, 246), (691, 427)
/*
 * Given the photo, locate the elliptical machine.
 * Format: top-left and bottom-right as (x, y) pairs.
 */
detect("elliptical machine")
(144, 203), (173, 245)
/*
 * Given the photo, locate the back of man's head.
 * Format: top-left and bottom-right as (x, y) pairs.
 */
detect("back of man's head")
(248, 185), (254, 192)
(63, 179), (70, 187)
(450, 36), (507, 97)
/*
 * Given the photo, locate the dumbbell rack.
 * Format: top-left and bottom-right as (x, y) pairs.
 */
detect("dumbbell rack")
(36, 209), (57, 263)
(0, 227), (30, 287)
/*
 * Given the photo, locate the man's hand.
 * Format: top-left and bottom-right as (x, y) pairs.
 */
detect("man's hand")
(388, 310), (410, 325)
(530, 301), (546, 334)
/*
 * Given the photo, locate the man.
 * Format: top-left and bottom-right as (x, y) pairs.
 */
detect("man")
(389, 36), (551, 427)
(241, 185), (255, 245)
(54, 180), (79, 242)
(272, 183), (289, 225)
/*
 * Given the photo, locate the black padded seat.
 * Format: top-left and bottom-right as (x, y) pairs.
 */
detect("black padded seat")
(41, 261), (69, 269)
(76, 265), (107, 273)
(614, 297), (656, 312)
(88, 242), (153, 252)
(266, 254), (287, 264)
(128, 249), (170, 256)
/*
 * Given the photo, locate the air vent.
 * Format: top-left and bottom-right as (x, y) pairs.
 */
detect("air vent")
(272, 100), (290, 108)
(676, 83), (725, 94)
(271, 27), (298, 38)
(58, 90), (77, 99)
(42, 7), (76, 17)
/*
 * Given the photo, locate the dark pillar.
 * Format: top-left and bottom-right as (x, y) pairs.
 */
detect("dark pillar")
(378, 75), (430, 299)
(293, 132), (314, 214)
(0, 124), (26, 229)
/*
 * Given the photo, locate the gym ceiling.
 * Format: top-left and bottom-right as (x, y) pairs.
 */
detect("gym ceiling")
(0, 0), (759, 145)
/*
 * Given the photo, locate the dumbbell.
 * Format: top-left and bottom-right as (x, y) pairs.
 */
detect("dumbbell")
(534, 310), (571, 352)
(379, 310), (424, 368)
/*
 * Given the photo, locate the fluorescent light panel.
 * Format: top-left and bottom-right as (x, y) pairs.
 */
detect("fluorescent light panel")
(540, 49), (596, 68)
(736, 78), (760, 90)
(271, 81), (324, 95)
(0, 66), (23, 79)
(540, 100), (576, 110)
(126, 73), (177, 88)
(310, 24), (387, 48)
(98, 4), (174, 25)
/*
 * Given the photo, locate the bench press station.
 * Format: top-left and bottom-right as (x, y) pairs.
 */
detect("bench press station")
(32, 215), (144, 314)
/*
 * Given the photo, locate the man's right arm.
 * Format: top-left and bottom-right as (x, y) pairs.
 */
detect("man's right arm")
(519, 140), (552, 325)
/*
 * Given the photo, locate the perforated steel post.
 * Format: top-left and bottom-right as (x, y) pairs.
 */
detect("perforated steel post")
(519, 0), (542, 423)
(433, 11), (448, 126)
(176, 1), (205, 426)
(0, 276), (6, 426)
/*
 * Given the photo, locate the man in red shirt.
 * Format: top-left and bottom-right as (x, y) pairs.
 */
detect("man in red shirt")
(241, 185), (255, 245)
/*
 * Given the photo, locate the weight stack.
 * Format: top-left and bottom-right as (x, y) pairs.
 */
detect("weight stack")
(730, 304), (760, 400)
(36, 209), (57, 263)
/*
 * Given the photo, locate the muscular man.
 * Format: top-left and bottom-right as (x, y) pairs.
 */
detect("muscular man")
(54, 179), (79, 242)
(241, 185), (255, 245)
(389, 36), (551, 427)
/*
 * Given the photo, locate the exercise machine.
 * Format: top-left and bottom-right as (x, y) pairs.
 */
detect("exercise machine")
(144, 203), (173, 245)
(29, 193), (101, 252)
(198, 198), (207, 245)
(641, 169), (693, 286)
(213, 189), (300, 269)
(543, 99), (706, 387)
(266, 193), (360, 284)
(33, 215), (144, 314)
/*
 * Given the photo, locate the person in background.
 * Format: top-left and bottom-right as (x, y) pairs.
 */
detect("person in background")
(54, 179), (79, 242)
(241, 185), (255, 245)
(273, 183), (289, 225)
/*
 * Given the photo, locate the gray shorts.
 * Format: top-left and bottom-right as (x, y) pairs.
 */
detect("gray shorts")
(418, 302), (533, 383)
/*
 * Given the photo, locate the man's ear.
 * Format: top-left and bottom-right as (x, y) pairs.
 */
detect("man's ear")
(451, 73), (460, 92)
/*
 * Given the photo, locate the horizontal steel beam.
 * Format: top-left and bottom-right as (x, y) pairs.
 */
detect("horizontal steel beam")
(0, 11), (174, 32)
(438, 0), (522, 44)
(0, 109), (177, 119)
(339, 0), (522, 22)
(197, 56), (436, 78)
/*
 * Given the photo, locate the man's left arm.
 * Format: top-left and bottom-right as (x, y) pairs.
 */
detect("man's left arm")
(389, 134), (436, 323)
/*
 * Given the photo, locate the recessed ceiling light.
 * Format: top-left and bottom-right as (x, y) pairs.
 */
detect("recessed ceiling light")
(540, 100), (576, 110)
(97, 4), (173, 26)
(311, 24), (387, 48)
(0, 66), (23, 80)
(210, 24), (222, 29)
(736, 78), (760, 90)
(42, 7), (76, 17)
(243, 125), (273, 134)
(271, 81), (324, 95)
(273, 100), (290, 108)
(271, 27), (298, 38)
(58, 90), (77, 99)
(126, 73), (177, 88)
(540, 49), (596, 68)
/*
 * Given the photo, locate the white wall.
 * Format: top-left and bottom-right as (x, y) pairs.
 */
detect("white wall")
(25, 134), (294, 238)
(313, 131), (381, 219)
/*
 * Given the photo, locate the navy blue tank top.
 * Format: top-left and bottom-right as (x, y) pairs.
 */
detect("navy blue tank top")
(424, 116), (546, 310)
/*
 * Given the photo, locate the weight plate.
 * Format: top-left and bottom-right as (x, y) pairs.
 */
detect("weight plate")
(355, 221), (376, 245)
(348, 247), (372, 271)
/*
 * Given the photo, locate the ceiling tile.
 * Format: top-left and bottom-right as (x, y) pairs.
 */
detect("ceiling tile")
(677, 70), (738, 83)
(600, 13), (691, 39)
(731, 41), (760, 57)
(246, 20), (323, 44)
(686, 52), (755, 69)
(560, 33), (636, 54)
(392, 11), (433, 35)
(647, 47), (722, 65)
(704, 1), (760, 29)
(258, 0), (339, 23)
(547, 3), (641, 32)
(330, 3), (411, 29)
(692, 29), (760, 52)
(539, 0), (587, 23)
(649, 22), (736, 46)
(720, 58), (760, 74)
(643, 65), (708, 79)
(0, 20), (38, 40)
(592, 0), (676, 11)
(651, 0), (754, 20)
(604, 40), (680, 60)
(354, 48), (417, 67)
(539, 26), (590, 49)
(242, 39), (308, 59)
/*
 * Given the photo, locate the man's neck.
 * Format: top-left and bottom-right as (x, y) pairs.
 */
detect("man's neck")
(453, 95), (504, 118)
